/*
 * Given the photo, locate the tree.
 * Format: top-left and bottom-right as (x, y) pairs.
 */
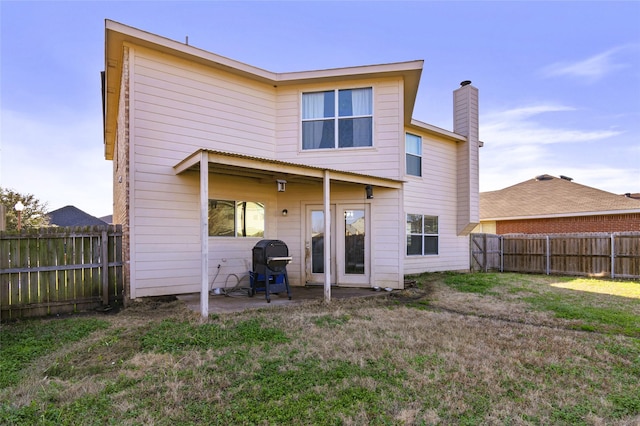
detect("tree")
(0, 187), (50, 232)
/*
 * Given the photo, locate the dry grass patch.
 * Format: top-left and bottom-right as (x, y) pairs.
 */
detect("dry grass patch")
(1, 273), (639, 425)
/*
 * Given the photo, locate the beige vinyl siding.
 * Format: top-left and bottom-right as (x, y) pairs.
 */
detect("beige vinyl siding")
(128, 46), (279, 297)
(403, 133), (471, 274)
(132, 46), (276, 158)
(275, 78), (403, 180)
(454, 85), (480, 235)
(370, 187), (403, 287)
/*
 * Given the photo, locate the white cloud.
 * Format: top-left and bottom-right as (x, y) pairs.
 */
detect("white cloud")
(541, 45), (634, 83)
(0, 109), (112, 216)
(482, 103), (622, 147)
(479, 102), (634, 194)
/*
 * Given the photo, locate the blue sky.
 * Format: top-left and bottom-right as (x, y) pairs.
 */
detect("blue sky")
(1, 1), (639, 217)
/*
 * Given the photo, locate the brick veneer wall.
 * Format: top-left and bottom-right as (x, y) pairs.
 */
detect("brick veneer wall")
(112, 46), (131, 304)
(496, 213), (640, 234)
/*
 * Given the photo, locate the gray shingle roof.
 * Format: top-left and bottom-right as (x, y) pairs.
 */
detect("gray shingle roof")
(481, 174), (640, 220)
(47, 206), (108, 227)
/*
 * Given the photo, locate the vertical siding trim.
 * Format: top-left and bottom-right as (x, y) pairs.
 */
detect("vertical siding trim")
(200, 152), (209, 317)
(128, 46), (137, 299)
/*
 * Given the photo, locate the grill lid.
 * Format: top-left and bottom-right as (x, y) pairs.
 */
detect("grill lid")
(252, 239), (291, 273)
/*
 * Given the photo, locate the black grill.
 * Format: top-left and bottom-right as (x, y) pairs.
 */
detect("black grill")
(250, 239), (292, 302)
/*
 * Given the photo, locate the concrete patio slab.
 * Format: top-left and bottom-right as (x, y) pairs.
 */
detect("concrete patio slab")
(177, 286), (391, 314)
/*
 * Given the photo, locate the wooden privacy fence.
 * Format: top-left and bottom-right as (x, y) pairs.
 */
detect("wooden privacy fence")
(0, 225), (123, 320)
(471, 232), (640, 279)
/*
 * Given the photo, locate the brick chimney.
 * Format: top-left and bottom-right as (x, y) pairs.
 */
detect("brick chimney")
(453, 80), (480, 235)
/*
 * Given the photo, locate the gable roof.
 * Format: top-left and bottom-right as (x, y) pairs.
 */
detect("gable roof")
(481, 174), (640, 220)
(48, 206), (108, 227)
(104, 20), (425, 161)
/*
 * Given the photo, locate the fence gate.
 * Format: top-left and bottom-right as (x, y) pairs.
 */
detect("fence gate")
(470, 233), (502, 272)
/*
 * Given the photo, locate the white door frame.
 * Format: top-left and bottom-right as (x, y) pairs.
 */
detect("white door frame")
(336, 204), (370, 286)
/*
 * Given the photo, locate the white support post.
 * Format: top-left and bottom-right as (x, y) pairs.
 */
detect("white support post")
(323, 170), (331, 304)
(200, 152), (210, 318)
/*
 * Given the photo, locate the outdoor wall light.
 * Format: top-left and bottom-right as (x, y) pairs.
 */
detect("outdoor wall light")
(14, 201), (25, 231)
(365, 185), (374, 199)
(277, 179), (287, 192)
(282, 209), (288, 216)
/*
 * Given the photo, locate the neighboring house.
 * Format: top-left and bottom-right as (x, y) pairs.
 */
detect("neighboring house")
(48, 205), (108, 227)
(475, 174), (640, 234)
(103, 20), (481, 304)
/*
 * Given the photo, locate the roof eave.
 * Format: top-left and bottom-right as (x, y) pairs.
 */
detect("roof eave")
(104, 19), (424, 159)
(408, 119), (466, 142)
(482, 209), (640, 221)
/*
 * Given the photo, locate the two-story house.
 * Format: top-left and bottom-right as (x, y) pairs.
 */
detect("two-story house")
(103, 20), (480, 314)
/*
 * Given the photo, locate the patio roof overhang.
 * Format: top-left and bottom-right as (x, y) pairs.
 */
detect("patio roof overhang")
(174, 149), (404, 189)
(174, 149), (404, 317)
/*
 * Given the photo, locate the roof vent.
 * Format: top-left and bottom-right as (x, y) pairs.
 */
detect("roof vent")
(535, 174), (553, 181)
(560, 175), (573, 182)
(460, 80), (472, 87)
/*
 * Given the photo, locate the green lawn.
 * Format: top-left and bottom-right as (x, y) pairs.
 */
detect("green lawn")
(1, 272), (639, 425)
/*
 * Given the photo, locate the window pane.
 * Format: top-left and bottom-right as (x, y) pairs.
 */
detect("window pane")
(406, 154), (421, 176)
(407, 235), (423, 255)
(424, 236), (438, 255)
(311, 210), (324, 273)
(302, 91), (334, 119)
(424, 216), (438, 234)
(209, 200), (234, 236)
(339, 88), (372, 116)
(405, 133), (422, 155)
(338, 117), (372, 147)
(407, 214), (422, 234)
(303, 120), (335, 149)
(345, 209), (365, 274)
(237, 201), (264, 237)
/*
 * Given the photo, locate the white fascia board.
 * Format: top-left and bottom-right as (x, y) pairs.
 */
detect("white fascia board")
(408, 119), (466, 142)
(483, 209), (640, 221)
(106, 20), (423, 87)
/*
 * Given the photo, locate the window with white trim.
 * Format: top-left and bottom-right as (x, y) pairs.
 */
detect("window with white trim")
(406, 133), (422, 176)
(208, 200), (265, 237)
(406, 214), (438, 255)
(302, 87), (373, 149)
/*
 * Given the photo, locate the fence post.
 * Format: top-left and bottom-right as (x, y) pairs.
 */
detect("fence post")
(611, 233), (615, 279)
(500, 235), (504, 272)
(483, 233), (488, 272)
(546, 235), (550, 275)
(102, 229), (109, 306)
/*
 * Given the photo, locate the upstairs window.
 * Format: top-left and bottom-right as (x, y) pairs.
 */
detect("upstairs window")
(302, 88), (373, 150)
(406, 133), (422, 176)
(208, 200), (265, 237)
(406, 214), (438, 255)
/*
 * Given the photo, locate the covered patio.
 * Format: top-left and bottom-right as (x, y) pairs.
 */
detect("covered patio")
(174, 149), (404, 317)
